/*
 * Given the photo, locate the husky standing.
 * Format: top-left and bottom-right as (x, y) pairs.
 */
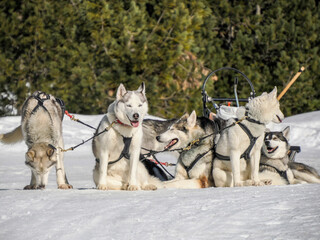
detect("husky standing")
(260, 127), (320, 184)
(213, 87), (284, 187)
(92, 83), (162, 190)
(0, 91), (72, 189)
(156, 110), (222, 188)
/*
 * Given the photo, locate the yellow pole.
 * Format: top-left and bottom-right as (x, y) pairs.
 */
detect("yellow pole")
(277, 66), (305, 101)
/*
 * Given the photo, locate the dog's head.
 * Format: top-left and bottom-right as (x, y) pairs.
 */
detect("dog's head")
(25, 143), (57, 175)
(114, 82), (148, 128)
(262, 126), (290, 159)
(156, 110), (203, 150)
(246, 87), (284, 124)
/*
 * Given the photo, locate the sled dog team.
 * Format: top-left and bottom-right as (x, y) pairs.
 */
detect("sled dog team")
(1, 84), (319, 190)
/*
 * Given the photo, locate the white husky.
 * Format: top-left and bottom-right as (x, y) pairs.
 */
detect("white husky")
(0, 91), (72, 189)
(92, 83), (162, 190)
(213, 87), (284, 187)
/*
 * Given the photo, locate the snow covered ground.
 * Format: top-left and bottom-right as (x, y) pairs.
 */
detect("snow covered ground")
(1, 112), (320, 240)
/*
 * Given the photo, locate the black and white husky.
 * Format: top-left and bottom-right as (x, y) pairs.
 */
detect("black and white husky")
(156, 110), (222, 188)
(260, 127), (320, 185)
(92, 83), (162, 190)
(0, 91), (72, 189)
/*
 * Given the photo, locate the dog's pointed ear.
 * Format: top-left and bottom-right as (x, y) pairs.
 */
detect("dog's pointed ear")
(187, 110), (197, 128)
(269, 86), (277, 99)
(46, 144), (56, 157)
(283, 126), (290, 140)
(137, 82), (145, 95)
(26, 150), (35, 160)
(116, 84), (127, 100)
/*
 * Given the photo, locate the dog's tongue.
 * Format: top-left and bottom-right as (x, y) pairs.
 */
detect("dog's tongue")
(131, 121), (139, 127)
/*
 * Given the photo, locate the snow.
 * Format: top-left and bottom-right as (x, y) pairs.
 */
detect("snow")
(1, 112), (320, 240)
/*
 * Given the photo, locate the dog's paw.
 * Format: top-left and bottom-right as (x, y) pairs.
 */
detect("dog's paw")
(58, 184), (73, 189)
(234, 181), (244, 187)
(127, 184), (140, 191)
(261, 179), (272, 185)
(252, 180), (266, 186)
(143, 184), (157, 191)
(97, 184), (108, 190)
(23, 185), (38, 190)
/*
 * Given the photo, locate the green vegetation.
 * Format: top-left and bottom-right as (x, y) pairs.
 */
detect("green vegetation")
(1, 0), (319, 118)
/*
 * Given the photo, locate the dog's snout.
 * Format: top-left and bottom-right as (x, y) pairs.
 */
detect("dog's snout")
(156, 136), (160, 142)
(133, 113), (139, 120)
(265, 140), (270, 147)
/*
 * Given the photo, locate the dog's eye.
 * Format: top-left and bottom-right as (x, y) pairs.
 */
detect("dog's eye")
(138, 104), (142, 107)
(126, 104), (132, 108)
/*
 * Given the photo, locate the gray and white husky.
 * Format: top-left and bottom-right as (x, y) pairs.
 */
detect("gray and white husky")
(92, 83), (162, 190)
(156, 110), (222, 188)
(213, 87), (284, 187)
(0, 91), (72, 189)
(260, 127), (320, 184)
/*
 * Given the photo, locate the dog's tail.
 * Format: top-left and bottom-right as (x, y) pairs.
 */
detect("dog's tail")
(0, 125), (23, 144)
(163, 175), (209, 189)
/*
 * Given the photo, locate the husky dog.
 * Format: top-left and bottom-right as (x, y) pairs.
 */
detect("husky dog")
(156, 110), (222, 188)
(260, 127), (298, 185)
(213, 87), (284, 187)
(0, 91), (72, 189)
(92, 83), (162, 190)
(142, 118), (178, 153)
(261, 127), (320, 184)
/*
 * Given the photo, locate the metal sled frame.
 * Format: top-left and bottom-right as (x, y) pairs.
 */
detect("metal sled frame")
(201, 67), (256, 119)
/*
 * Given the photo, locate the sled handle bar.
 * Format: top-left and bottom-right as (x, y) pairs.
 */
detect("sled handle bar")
(201, 67), (255, 98)
(202, 67), (255, 118)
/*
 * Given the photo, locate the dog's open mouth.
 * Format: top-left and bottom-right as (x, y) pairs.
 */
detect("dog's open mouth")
(130, 120), (139, 127)
(165, 138), (178, 150)
(267, 146), (278, 153)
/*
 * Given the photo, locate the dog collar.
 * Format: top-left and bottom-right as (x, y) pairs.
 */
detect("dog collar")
(116, 119), (131, 127)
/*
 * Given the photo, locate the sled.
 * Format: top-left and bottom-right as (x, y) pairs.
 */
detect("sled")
(201, 67), (256, 119)
(201, 66), (301, 161)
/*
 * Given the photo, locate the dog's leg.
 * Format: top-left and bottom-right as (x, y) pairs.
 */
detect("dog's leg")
(55, 145), (73, 189)
(230, 150), (242, 187)
(40, 171), (50, 189)
(250, 150), (265, 186)
(212, 167), (233, 187)
(24, 171), (38, 190)
(96, 151), (110, 190)
(127, 145), (141, 191)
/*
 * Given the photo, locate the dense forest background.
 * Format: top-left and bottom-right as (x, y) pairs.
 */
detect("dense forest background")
(0, 0), (319, 118)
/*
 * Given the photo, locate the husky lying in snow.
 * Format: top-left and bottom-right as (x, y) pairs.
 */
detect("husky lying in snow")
(213, 87), (284, 187)
(92, 83), (162, 190)
(0, 91), (72, 189)
(260, 127), (320, 185)
(156, 110), (223, 188)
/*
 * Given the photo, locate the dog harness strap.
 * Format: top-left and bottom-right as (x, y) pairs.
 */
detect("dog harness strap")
(182, 148), (213, 178)
(259, 163), (289, 183)
(214, 122), (258, 161)
(108, 137), (132, 165)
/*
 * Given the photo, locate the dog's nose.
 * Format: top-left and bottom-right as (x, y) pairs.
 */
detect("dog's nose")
(156, 136), (160, 142)
(265, 141), (270, 147)
(133, 113), (139, 120)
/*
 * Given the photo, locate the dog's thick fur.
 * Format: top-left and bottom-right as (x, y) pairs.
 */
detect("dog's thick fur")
(156, 110), (221, 188)
(213, 87), (284, 187)
(260, 127), (299, 185)
(92, 83), (162, 190)
(0, 91), (72, 189)
(260, 127), (320, 184)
